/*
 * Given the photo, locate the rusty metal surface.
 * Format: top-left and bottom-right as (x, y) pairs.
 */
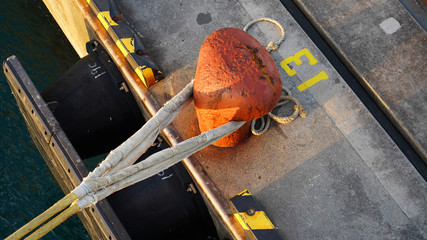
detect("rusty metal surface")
(72, 0), (246, 238)
(73, 0), (427, 238)
(194, 28), (281, 147)
(121, 0), (427, 238)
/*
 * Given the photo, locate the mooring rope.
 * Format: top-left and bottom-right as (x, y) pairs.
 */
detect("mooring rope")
(243, 17), (286, 52)
(244, 18), (307, 135)
(6, 80), (244, 240)
(251, 86), (307, 135)
(9, 19), (305, 240)
(269, 96), (307, 124)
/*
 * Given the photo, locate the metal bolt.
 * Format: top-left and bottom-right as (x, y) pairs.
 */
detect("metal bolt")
(246, 208), (255, 216)
(111, 15), (123, 23)
(186, 183), (197, 194)
(136, 49), (145, 56)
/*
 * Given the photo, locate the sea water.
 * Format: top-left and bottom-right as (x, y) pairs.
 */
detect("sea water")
(0, 1), (89, 239)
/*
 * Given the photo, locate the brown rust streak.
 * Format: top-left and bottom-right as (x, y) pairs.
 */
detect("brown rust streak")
(72, 0), (246, 239)
(243, 44), (276, 89)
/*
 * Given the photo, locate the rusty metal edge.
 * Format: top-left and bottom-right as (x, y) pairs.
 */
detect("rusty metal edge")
(72, 0), (246, 239)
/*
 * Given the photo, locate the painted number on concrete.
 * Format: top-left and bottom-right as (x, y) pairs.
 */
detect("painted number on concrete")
(280, 48), (329, 92)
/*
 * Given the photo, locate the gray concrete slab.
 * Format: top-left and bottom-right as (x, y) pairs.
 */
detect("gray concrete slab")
(295, 0), (427, 162)
(257, 138), (425, 239)
(107, 0), (427, 238)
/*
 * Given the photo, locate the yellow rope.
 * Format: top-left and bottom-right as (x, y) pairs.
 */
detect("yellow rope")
(24, 203), (81, 240)
(5, 192), (78, 240)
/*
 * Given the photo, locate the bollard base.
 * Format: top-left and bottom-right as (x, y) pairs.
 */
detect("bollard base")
(212, 122), (251, 147)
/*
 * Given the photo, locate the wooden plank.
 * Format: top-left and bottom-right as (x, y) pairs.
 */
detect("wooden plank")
(43, 0), (91, 57)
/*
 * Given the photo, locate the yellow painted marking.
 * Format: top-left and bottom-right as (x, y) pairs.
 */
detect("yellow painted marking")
(97, 11), (118, 30)
(142, 67), (156, 87)
(238, 189), (252, 196)
(234, 213), (250, 230)
(298, 71), (329, 92)
(121, 38), (135, 53)
(135, 66), (148, 87)
(281, 48), (329, 91)
(116, 40), (127, 56)
(86, 0), (90, 3)
(116, 38), (135, 57)
(280, 48), (318, 76)
(234, 211), (276, 230)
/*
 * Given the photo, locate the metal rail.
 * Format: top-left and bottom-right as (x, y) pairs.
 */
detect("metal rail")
(73, 0), (247, 239)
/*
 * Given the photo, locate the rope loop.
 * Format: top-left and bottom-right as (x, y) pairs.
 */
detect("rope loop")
(245, 18), (307, 135)
(268, 96), (307, 124)
(251, 86), (306, 135)
(243, 18), (286, 53)
(251, 115), (271, 136)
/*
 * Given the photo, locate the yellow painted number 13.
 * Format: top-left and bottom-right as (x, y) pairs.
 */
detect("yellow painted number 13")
(280, 48), (329, 92)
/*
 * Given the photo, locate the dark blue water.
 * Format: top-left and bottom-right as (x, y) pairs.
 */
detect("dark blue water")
(0, 1), (89, 239)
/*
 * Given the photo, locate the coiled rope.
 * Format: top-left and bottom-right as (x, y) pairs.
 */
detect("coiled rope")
(244, 18), (307, 135)
(8, 19), (305, 240)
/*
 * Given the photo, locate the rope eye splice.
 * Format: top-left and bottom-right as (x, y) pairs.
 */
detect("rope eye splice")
(194, 24), (285, 147)
(251, 86), (307, 136)
(243, 17), (286, 53)
(5, 80), (245, 240)
(243, 18), (307, 135)
(6, 18), (304, 240)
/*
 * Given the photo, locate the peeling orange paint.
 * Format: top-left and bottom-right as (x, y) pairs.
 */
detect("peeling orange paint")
(194, 28), (282, 147)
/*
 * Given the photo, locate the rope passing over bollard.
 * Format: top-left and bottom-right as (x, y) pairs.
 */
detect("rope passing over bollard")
(251, 86), (307, 135)
(8, 19), (297, 239)
(194, 27), (283, 147)
(243, 18), (307, 135)
(5, 80), (244, 240)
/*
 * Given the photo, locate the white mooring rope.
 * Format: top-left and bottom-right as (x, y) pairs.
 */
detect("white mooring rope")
(6, 79), (246, 240)
(72, 80), (245, 207)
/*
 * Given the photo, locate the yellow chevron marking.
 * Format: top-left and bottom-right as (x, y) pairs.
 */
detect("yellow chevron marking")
(116, 38), (134, 57)
(238, 189), (252, 196)
(234, 211), (275, 230)
(97, 11), (118, 30)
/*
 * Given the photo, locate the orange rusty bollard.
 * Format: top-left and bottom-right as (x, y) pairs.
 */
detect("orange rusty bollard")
(194, 28), (282, 147)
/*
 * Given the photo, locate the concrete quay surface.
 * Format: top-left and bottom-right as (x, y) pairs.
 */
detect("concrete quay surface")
(295, 0), (427, 164)
(107, 0), (426, 238)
